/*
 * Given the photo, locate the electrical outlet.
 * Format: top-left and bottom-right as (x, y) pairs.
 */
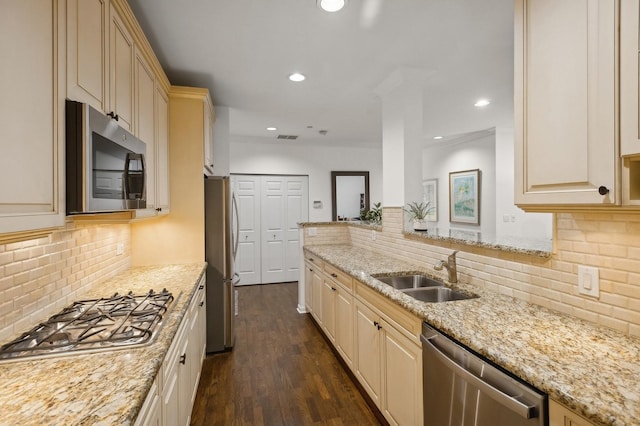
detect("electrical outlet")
(116, 243), (124, 256)
(578, 265), (599, 298)
(371, 230), (377, 241)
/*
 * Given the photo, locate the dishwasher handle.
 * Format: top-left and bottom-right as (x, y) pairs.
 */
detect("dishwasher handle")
(421, 333), (538, 420)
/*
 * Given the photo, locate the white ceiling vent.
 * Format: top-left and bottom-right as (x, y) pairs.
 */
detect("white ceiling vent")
(277, 134), (298, 140)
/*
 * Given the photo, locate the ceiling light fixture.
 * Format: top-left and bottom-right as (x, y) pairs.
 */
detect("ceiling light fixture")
(433, 136), (443, 140)
(288, 72), (306, 82)
(317, 0), (347, 12)
(474, 99), (490, 107)
(267, 127), (277, 131)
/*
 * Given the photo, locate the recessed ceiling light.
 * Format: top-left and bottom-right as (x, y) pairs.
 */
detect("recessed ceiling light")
(433, 136), (443, 140)
(267, 127), (277, 131)
(317, 0), (347, 12)
(288, 72), (306, 82)
(474, 99), (490, 107)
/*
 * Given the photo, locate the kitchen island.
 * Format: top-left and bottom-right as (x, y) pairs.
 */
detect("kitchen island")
(304, 244), (640, 426)
(0, 263), (206, 426)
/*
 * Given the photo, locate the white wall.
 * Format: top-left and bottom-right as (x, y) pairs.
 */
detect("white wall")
(422, 131), (496, 235)
(230, 140), (382, 222)
(495, 127), (552, 240)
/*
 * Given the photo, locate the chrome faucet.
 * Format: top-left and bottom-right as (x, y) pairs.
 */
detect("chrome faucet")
(434, 250), (458, 283)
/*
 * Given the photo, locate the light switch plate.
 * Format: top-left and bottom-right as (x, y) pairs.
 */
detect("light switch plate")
(578, 265), (599, 298)
(116, 243), (124, 255)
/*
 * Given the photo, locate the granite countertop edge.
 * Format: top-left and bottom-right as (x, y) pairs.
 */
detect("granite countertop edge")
(0, 262), (206, 426)
(303, 244), (639, 426)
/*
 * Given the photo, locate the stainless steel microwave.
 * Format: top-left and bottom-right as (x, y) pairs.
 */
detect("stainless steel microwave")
(65, 100), (147, 214)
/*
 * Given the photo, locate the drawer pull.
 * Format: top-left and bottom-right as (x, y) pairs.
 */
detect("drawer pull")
(331, 273), (338, 278)
(180, 354), (186, 365)
(331, 287), (336, 292)
(199, 284), (204, 290)
(199, 301), (204, 307)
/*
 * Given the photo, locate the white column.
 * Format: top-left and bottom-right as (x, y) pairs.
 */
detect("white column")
(375, 68), (431, 212)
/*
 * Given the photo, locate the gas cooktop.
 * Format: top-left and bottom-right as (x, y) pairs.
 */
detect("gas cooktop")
(0, 289), (176, 361)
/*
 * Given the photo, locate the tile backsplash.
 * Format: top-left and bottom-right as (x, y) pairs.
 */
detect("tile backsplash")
(0, 222), (130, 343)
(304, 208), (640, 338)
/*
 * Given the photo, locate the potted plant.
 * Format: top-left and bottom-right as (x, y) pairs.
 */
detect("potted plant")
(404, 201), (434, 231)
(360, 202), (382, 224)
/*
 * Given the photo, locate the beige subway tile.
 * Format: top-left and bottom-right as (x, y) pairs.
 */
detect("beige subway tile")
(598, 244), (628, 258)
(569, 306), (599, 324)
(599, 292), (629, 308)
(597, 315), (629, 334)
(612, 307), (640, 325)
(630, 324), (640, 338)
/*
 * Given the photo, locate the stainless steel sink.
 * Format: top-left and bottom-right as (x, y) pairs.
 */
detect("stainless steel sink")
(402, 287), (478, 303)
(374, 274), (444, 289)
(374, 273), (478, 303)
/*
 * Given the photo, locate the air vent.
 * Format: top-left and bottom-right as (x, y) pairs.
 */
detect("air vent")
(277, 134), (298, 140)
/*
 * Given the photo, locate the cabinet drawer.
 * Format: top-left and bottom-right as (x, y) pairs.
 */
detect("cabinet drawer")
(304, 251), (324, 269)
(324, 263), (352, 290)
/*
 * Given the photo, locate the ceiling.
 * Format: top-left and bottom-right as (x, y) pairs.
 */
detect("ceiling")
(128, 0), (515, 147)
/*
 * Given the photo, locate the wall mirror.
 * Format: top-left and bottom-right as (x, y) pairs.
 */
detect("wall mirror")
(331, 171), (370, 221)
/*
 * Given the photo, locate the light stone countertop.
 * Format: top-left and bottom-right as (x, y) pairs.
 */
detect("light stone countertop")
(304, 244), (640, 426)
(0, 263), (206, 426)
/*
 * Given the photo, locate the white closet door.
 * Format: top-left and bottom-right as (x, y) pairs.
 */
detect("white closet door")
(233, 175), (261, 286)
(285, 177), (309, 282)
(261, 177), (287, 283)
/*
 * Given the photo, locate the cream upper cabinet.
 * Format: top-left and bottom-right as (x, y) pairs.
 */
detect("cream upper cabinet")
(66, 0), (108, 112)
(0, 1), (65, 238)
(621, 0), (640, 156)
(155, 84), (170, 215)
(514, 0), (618, 209)
(109, 2), (134, 132)
(203, 98), (215, 175)
(549, 399), (595, 426)
(134, 48), (156, 211)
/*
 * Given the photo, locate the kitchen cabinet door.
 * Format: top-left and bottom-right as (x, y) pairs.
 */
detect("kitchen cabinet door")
(203, 98), (215, 175)
(381, 318), (422, 426)
(354, 301), (382, 406)
(321, 278), (337, 343)
(304, 261), (314, 311)
(109, 3), (134, 132)
(621, 0), (640, 156)
(335, 285), (354, 369)
(155, 84), (170, 215)
(134, 376), (161, 426)
(66, 0), (108, 112)
(549, 399), (595, 426)
(134, 48), (156, 212)
(0, 1), (66, 238)
(311, 267), (323, 324)
(514, 0), (618, 209)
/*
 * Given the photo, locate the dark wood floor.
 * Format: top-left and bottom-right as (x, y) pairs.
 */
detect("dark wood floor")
(190, 282), (380, 426)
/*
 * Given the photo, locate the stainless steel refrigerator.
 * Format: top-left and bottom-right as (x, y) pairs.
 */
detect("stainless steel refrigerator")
(204, 176), (239, 353)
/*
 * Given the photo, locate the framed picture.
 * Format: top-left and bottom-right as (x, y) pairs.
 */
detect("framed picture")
(422, 179), (438, 221)
(449, 169), (480, 225)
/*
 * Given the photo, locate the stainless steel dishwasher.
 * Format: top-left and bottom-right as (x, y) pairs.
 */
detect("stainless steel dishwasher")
(421, 323), (547, 426)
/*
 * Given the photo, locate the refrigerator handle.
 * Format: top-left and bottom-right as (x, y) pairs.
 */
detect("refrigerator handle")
(231, 192), (240, 261)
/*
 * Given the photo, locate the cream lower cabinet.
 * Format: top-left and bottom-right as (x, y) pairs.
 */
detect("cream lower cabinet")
(137, 276), (206, 426)
(549, 399), (596, 426)
(354, 283), (423, 426)
(0, 1), (66, 238)
(134, 376), (162, 426)
(514, 0), (618, 209)
(310, 265), (324, 325)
